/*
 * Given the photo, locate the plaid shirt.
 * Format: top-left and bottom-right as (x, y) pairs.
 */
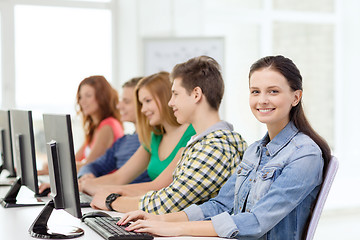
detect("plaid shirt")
(139, 128), (247, 214)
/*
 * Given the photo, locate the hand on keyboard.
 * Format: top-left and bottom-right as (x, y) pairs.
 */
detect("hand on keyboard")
(117, 210), (159, 226)
(84, 216), (153, 240)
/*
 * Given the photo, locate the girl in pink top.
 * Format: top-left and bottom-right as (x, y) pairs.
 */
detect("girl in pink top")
(81, 117), (124, 160)
(38, 75), (124, 176)
(75, 75), (124, 170)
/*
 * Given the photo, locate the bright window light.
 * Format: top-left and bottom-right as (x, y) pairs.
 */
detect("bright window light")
(15, 5), (112, 116)
(0, 15), (2, 107)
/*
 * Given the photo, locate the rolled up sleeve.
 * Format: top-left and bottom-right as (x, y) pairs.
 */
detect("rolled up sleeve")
(183, 204), (205, 221)
(211, 212), (239, 238)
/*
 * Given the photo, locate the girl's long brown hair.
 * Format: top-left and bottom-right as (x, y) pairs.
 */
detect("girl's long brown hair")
(76, 75), (122, 144)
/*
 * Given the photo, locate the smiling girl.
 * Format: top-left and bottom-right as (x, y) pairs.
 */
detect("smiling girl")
(117, 56), (331, 240)
(80, 72), (195, 197)
(74, 76), (124, 169)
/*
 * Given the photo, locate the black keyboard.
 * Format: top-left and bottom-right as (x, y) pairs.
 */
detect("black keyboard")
(84, 216), (153, 240)
(79, 192), (92, 207)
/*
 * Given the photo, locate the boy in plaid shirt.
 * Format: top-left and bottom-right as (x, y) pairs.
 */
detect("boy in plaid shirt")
(91, 56), (247, 214)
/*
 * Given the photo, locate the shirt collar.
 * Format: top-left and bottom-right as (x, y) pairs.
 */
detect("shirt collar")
(187, 120), (233, 146)
(258, 121), (299, 156)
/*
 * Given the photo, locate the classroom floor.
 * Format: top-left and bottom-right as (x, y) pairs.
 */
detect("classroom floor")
(315, 207), (360, 239)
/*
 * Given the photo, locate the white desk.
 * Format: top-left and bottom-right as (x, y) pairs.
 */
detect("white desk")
(0, 186), (221, 240)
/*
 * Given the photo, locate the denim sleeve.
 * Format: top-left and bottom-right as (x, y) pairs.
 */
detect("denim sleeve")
(183, 203), (239, 238)
(77, 139), (118, 177)
(183, 204), (205, 221)
(219, 149), (324, 239)
(211, 212), (239, 238)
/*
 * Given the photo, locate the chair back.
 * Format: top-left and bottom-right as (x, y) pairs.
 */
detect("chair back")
(305, 156), (339, 240)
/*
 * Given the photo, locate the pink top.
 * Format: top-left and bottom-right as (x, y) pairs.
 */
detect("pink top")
(95, 117), (124, 145)
(79, 117), (124, 161)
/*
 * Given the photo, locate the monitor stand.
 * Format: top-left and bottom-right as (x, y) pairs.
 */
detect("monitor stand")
(0, 129), (16, 185)
(29, 200), (84, 239)
(0, 178), (44, 208)
(0, 167), (16, 186)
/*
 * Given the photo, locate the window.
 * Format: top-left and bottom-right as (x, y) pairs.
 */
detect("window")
(15, 5), (112, 117)
(13, 3), (113, 164)
(273, 0), (334, 12)
(0, 15), (2, 107)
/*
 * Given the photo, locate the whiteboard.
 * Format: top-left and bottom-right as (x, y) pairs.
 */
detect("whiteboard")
(143, 37), (224, 75)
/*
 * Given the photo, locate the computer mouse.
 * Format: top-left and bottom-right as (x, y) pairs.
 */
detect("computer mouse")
(81, 211), (111, 221)
(37, 187), (51, 197)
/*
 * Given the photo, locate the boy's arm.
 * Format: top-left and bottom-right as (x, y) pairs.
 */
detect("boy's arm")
(80, 146), (150, 195)
(78, 144), (117, 178)
(88, 147), (183, 208)
(139, 140), (237, 214)
(89, 142), (228, 213)
(114, 147), (183, 196)
(90, 191), (140, 212)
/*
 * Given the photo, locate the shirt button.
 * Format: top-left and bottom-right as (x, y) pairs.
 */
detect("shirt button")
(237, 168), (242, 174)
(265, 150), (270, 156)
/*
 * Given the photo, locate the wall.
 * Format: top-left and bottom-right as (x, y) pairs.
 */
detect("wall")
(116, 0), (336, 145)
(116, 0), (262, 144)
(114, 0), (360, 209)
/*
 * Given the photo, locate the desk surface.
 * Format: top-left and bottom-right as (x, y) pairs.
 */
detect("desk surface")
(0, 185), (221, 240)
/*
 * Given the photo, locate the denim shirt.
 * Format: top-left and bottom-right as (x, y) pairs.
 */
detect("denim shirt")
(184, 121), (324, 239)
(78, 134), (151, 184)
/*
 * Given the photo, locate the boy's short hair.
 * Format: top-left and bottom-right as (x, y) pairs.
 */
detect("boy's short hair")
(170, 56), (224, 110)
(122, 76), (143, 88)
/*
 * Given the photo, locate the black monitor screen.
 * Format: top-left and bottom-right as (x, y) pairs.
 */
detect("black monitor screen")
(0, 110), (16, 176)
(10, 110), (39, 195)
(43, 113), (82, 218)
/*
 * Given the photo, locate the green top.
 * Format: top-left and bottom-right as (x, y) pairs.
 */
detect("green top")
(146, 125), (196, 180)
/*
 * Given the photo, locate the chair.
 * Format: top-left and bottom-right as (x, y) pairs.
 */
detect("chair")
(305, 156), (339, 240)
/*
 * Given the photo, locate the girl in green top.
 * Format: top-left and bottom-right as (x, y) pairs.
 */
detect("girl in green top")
(80, 71), (195, 197)
(146, 125), (195, 180)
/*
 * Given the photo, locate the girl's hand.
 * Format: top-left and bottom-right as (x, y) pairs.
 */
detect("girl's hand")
(117, 210), (159, 226)
(124, 220), (183, 237)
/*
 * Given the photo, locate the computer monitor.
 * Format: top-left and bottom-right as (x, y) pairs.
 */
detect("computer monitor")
(0, 110), (44, 208)
(0, 110), (16, 180)
(29, 114), (84, 238)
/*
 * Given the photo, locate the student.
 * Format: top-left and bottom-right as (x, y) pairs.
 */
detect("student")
(38, 75), (124, 175)
(79, 71), (196, 196)
(117, 55), (332, 239)
(90, 56), (247, 214)
(77, 77), (151, 184)
(75, 75), (124, 170)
